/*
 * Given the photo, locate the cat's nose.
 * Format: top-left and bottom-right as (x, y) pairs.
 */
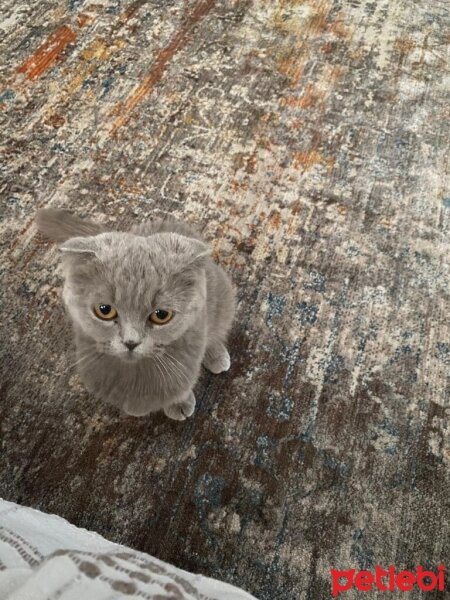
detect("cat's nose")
(124, 341), (140, 351)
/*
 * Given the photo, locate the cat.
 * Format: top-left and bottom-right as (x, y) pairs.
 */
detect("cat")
(35, 209), (236, 420)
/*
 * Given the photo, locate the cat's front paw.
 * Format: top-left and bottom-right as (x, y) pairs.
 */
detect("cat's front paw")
(203, 343), (230, 374)
(164, 391), (196, 421)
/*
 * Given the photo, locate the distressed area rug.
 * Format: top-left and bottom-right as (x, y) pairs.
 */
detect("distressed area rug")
(0, 1), (449, 599)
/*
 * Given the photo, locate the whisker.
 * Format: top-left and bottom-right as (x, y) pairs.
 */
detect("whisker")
(152, 354), (167, 393)
(163, 352), (190, 385)
(63, 351), (97, 374)
(166, 362), (189, 386)
(155, 352), (182, 390)
(158, 354), (180, 389)
(164, 351), (187, 372)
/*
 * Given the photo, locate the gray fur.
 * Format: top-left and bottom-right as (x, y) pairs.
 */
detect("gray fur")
(36, 209), (236, 419)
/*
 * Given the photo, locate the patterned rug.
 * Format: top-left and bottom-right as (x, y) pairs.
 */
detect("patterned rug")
(1, 1), (449, 598)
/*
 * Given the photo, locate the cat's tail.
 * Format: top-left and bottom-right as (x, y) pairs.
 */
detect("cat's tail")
(35, 209), (105, 242)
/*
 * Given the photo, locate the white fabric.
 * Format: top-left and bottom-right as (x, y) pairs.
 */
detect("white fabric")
(0, 499), (257, 600)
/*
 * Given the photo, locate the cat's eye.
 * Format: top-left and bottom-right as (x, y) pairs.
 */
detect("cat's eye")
(149, 309), (173, 325)
(93, 304), (118, 320)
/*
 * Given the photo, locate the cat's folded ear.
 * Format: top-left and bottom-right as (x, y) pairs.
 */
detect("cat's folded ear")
(59, 236), (98, 255)
(184, 237), (210, 263)
(173, 236), (210, 270)
(153, 233), (210, 269)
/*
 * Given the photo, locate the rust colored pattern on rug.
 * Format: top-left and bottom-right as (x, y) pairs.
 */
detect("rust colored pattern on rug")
(0, 1), (449, 599)
(17, 24), (78, 80)
(110, 0), (216, 134)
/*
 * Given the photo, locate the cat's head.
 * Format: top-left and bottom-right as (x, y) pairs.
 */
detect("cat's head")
(59, 232), (209, 361)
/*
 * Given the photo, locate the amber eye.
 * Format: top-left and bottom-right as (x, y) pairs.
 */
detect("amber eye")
(149, 309), (173, 325)
(93, 304), (118, 320)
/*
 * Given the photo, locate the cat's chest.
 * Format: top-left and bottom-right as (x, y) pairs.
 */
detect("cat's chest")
(80, 354), (185, 400)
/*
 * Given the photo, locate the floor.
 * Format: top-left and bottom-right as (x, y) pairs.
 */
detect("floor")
(0, 1), (449, 599)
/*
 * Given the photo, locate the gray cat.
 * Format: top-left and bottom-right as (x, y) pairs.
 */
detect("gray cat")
(35, 209), (235, 420)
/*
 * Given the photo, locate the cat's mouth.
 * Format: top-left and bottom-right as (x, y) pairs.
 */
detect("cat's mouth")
(96, 341), (146, 362)
(96, 341), (162, 362)
(96, 348), (143, 362)
(119, 350), (142, 363)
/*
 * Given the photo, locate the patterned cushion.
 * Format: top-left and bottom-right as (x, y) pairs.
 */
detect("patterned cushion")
(0, 499), (257, 600)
